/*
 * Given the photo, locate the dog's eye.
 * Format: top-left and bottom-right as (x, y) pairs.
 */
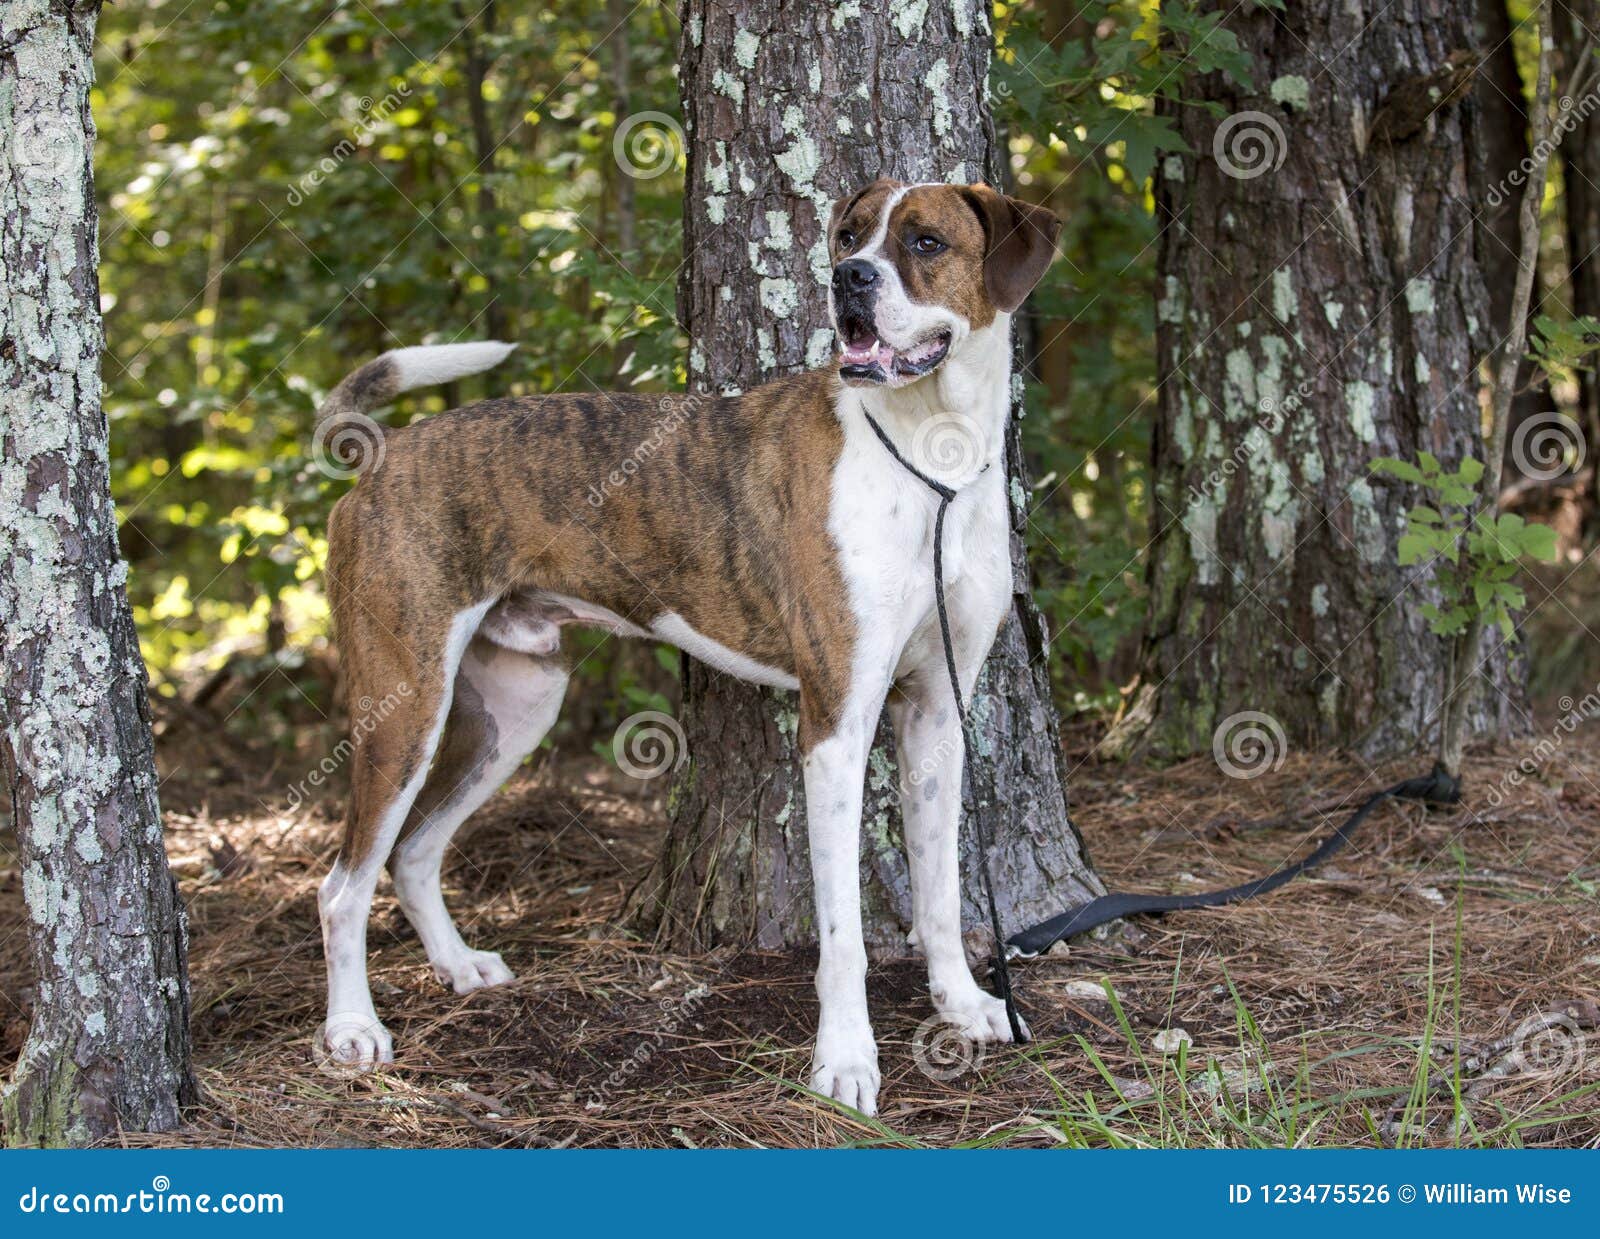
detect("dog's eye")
(911, 234), (946, 256)
(837, 229), (857, 250)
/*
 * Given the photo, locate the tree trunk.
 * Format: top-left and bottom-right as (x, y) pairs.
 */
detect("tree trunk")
(1103, 0), (1518, 764)
(631, 0), (1102, 955)
(1, 0), (195, 1145)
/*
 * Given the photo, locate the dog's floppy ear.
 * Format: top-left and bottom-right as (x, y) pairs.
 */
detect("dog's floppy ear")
(828, 177), (898, 239)
(959, 183), (1061, 313)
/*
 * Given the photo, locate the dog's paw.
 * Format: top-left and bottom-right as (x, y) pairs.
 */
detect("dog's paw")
(934, 986), (1029, 1044)
(319, 1013), (393, 1073)
(811, 1027), (881, 1116)
(433, 948), (515, 995)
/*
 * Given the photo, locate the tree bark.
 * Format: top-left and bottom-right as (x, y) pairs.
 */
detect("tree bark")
(1, 0), (195, 1145)
(631, 0), (1102, 954)
(1103, 0), (1519, 764)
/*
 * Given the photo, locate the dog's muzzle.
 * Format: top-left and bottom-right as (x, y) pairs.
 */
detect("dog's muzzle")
(831, 259), (951, 385)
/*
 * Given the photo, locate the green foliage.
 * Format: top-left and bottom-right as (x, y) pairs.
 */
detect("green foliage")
(1528, 313), (1600, 373)
(97, 0), (683, 728)
(994, 1), (1256, 185)
(1370, 454), (1558, 641)
(995, 1), (1229, 707)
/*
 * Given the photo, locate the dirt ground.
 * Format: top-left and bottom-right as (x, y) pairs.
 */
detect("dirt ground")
(2, 706), (1597, 1148)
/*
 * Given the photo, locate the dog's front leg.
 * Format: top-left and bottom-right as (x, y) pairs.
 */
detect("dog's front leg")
(890, 673), (1028, 1045)
(801, 689), (885, 1116)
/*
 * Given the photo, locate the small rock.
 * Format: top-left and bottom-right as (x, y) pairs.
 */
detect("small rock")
(1063, 978), (1117, 1002)
(1110, 1075), (1154, 1100)
(1154, 1028), (1193, 1055)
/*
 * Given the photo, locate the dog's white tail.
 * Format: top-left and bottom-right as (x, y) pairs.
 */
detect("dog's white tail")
(314, 341), (516, 473)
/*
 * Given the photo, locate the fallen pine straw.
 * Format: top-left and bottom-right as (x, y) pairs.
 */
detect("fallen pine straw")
(1, 719), (1597, 1148)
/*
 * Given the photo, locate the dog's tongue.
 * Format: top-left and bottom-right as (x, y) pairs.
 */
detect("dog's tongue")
(841, 337), (895, 369)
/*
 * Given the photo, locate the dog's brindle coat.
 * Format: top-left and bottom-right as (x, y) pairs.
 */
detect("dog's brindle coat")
(317, 180), (1059, 1115)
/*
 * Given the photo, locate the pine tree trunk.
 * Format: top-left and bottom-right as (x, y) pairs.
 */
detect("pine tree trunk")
(631, 0), (1102, 954)
(1103, 0), (1519, 764)
(1, 0), (195, 1146)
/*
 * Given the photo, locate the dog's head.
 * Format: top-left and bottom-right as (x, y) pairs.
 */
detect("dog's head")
(828, 179), (1060, 388)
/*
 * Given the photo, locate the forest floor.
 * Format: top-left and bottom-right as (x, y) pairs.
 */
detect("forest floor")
(2, 708), (1598, 1148)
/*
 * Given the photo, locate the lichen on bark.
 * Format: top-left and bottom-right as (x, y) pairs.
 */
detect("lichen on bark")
(2, 0), (194, 1146)
(1103, 1), (1521, 765)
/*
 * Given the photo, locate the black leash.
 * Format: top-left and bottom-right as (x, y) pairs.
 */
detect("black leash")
(861, 411), (1463, 1039)
(1005, 763), (1461, 958)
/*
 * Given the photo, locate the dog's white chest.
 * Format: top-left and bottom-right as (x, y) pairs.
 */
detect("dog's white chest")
(828, 431), (1008, 637)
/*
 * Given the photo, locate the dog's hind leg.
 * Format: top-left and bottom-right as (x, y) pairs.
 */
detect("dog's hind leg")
(318, 601), (489, 1069)
(388, 638), (568, 994)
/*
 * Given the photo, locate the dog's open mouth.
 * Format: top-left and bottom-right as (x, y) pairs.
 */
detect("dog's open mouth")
(838, 326), (952, 383)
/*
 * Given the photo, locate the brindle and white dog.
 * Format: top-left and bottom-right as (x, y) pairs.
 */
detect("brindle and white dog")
(315, 179), (1060, 1115)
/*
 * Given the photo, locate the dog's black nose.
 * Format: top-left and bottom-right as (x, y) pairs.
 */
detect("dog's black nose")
(832, 258), (879, 295)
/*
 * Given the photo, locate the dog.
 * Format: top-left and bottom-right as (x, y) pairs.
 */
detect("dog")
(314, 179), (1060, 1116)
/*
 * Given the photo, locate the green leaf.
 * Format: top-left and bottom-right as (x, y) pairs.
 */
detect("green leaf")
(1397, 532), (1434, 565)
(1520, 522), (1560, 562)
(1371, 457), (1424, 483)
